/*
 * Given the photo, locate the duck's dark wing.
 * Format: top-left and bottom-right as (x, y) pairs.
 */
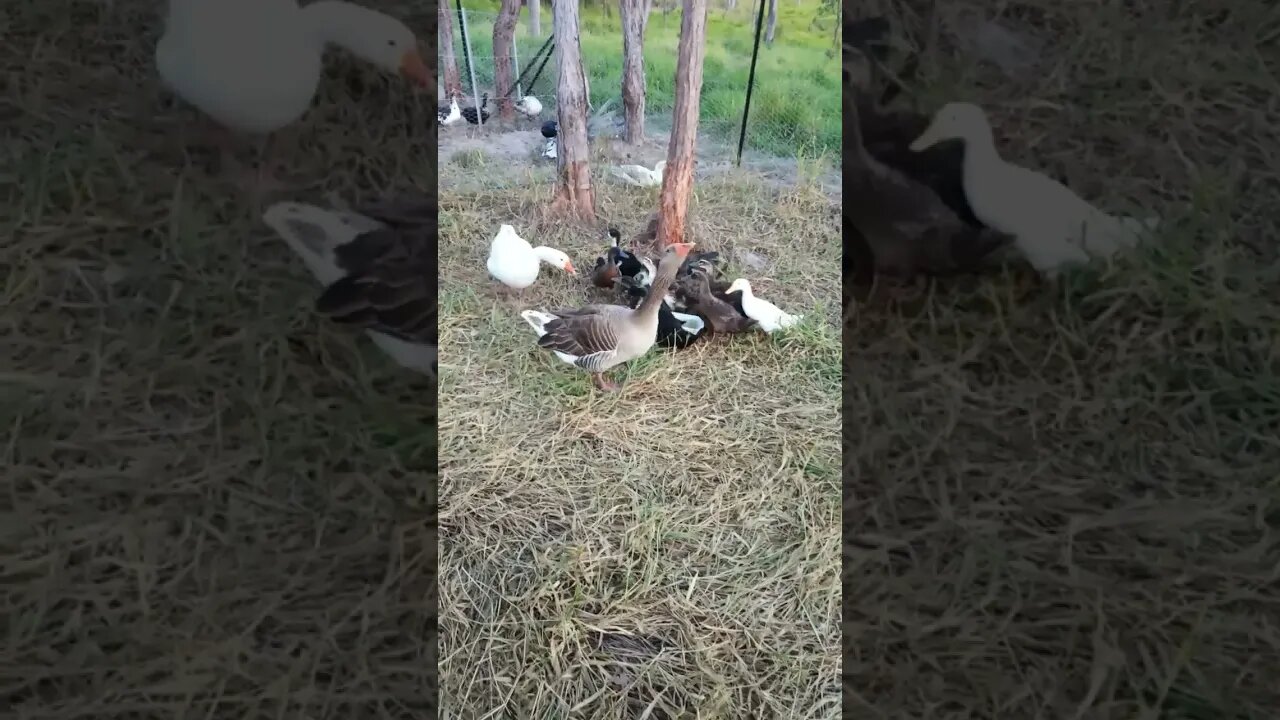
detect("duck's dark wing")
(537, 307), (624, 369)
(315, 206), (435, 346)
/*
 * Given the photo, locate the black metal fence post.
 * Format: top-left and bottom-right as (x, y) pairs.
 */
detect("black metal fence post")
(735, 0), (768, 167)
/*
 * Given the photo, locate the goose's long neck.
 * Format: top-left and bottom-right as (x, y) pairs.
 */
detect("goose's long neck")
(635, 259), (680, 319)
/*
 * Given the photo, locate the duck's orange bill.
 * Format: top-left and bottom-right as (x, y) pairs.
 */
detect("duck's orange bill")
(400, 50), (430, 87)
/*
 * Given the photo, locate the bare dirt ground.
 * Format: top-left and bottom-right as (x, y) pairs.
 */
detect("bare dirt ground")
(438, 116), (844, 199)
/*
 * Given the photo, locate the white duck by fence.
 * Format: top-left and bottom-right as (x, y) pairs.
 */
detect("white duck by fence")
(611, 161), (666, 188)
(438, 96), (461, 125)
(515, 95), (542, 117)
(910, 102), (1159, 275)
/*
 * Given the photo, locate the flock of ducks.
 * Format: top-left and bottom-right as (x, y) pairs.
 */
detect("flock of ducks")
(844, 16), (1160, 293)
(486, 220), (803, 392)
(437, 92), (543, 127)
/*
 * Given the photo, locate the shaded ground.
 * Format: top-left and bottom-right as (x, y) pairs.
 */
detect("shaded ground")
(845, 0), (1280, 717)
(3, 1), (435, 717)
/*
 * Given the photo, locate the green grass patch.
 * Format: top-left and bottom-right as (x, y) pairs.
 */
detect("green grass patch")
(446, 0), (840, 157)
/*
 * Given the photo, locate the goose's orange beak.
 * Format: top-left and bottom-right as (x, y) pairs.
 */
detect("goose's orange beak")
(670, 242), (696, 257)
(399, 50), (430, 87)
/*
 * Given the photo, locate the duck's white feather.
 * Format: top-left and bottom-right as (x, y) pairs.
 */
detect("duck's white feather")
(671, 311), (705, 335)
(728, 279), (802, 333)
(519, 310), (579, 366)
(487, 224), (540, 289)
(912, 102), (1158, 274)
(439, 98), (462, 125)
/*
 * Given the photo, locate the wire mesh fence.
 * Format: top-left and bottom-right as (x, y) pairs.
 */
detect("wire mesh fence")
(437, 0), (841, 160)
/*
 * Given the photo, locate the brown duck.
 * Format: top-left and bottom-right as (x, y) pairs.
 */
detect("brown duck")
(520, 242), (695, 392)
(844, 83), (1012, 285)
(678, 270), (754, 334)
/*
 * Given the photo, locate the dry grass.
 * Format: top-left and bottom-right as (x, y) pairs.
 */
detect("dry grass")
(3, 1), (435, 717)
(846, 0), (1280, 717)
(437, 155), (843, 715)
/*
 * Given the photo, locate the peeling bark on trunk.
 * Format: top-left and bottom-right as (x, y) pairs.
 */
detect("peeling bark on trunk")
(528, 0), (541, 36)
(493, 0), (522, 120)
(619, 0), (651, 143)
(438, 3), (462, 98)
(765, 0), (778, 45)
(654, 0), (708, 250)
(549, 0), (596, 220)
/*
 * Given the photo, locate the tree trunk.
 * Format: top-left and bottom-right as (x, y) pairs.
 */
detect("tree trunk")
(493, 0), (522, 120)
(549, 0), (596, 220)
(619, 0), (650, 143)
(654, 0), (708, 250)
(438, 3), (462, 98)
(764, 0), (777, 45)
(528, 0), (541, 36)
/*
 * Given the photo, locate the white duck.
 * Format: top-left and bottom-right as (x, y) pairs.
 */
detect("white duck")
(438, 97), (462, 126)
(486, 224), (576, 295)
(515, 95), (543, 117)
(262, 198), (436, 375)
(157, 0), (429, 184)
(611, 161), (666, 188)
(910, 102), (1158, 275)
(726, 278), (803, 333)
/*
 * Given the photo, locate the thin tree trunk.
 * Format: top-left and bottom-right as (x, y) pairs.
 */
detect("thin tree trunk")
(438, 3), (462, 98)
(619, 0), (650, 143)
(654, 0), (708, 250)
(764, 0), (777, 45)
(549, 0), (596, 220)
(528, 0), (541, 36)
(493, 0), (522, 120)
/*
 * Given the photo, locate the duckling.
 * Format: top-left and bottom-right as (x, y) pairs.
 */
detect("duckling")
(843, 77), (1013, 285)
(910, 102), (1158, 275)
